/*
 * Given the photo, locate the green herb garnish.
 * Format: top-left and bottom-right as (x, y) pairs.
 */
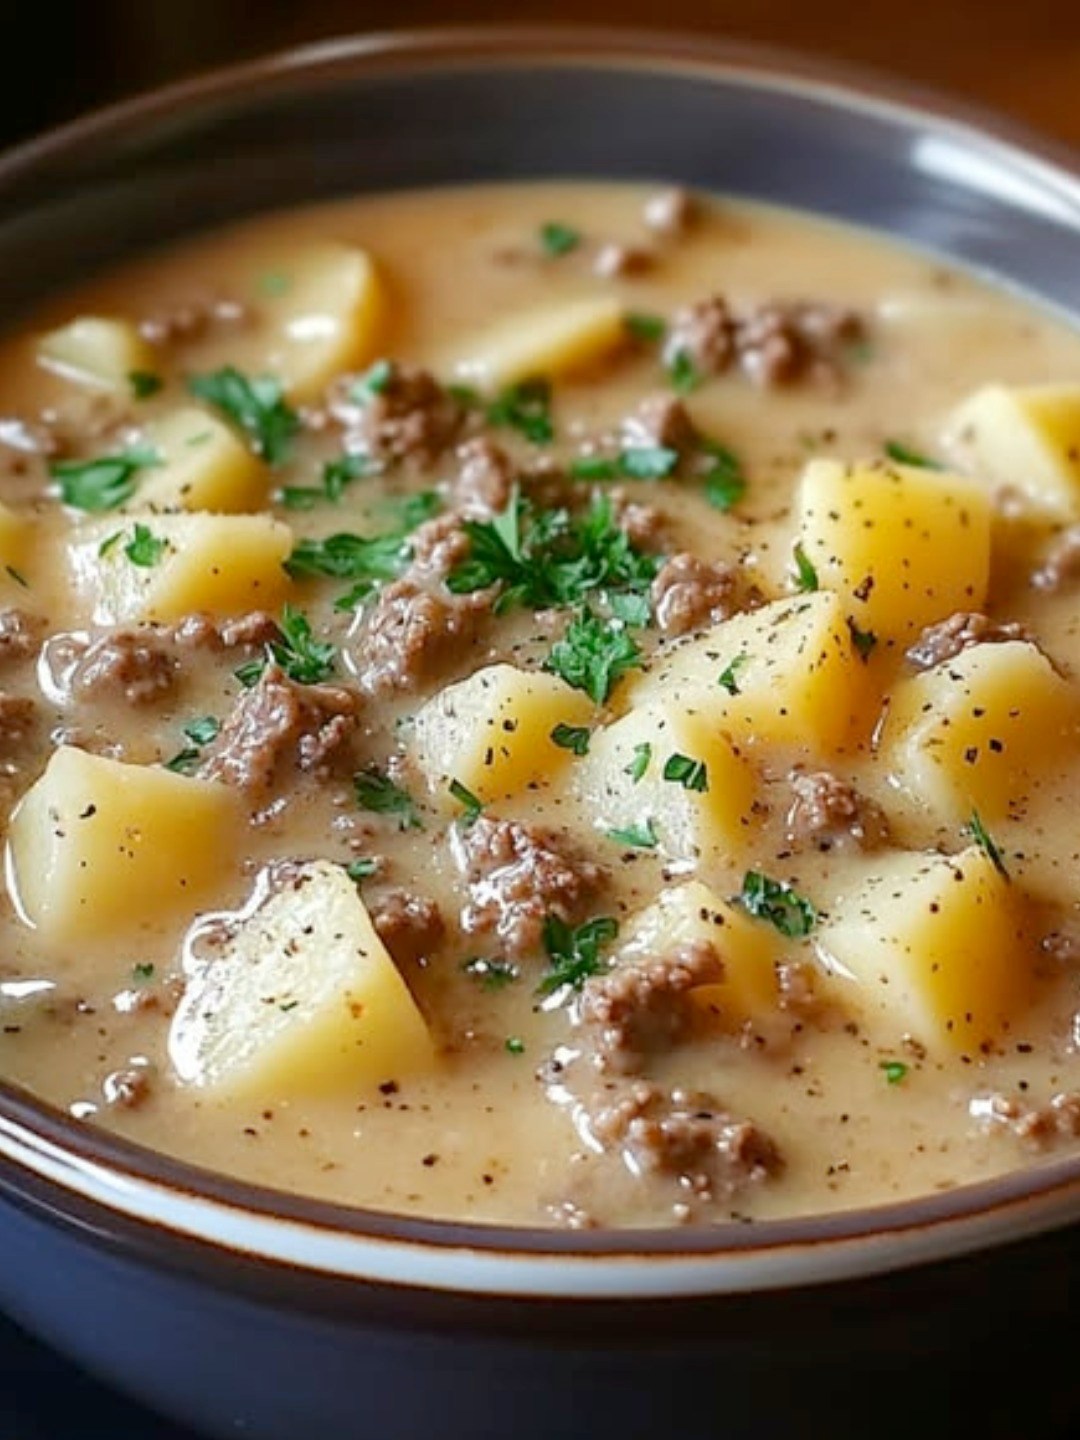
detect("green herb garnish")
(285, 531), (411, 606)
(98, 531), (123, 557)
(505, 1036), (526, 1055)
(129, 370), (163, 400)
(540, 222), (581, 257)
(626, 741), (652, 782)
(51, 444), (158, 512)
(606, 820), (658, 850)
(966, 810), (1009, 880)
(280, 453), (372, 510)
(538, 914), (619, 997)
(880, 1060), (909, 1085)
(848, 620), (878, 661)
(663, 753), (708, 792)
(345, 857), (378, 883)
(701, 442), (747, 511)
(550, 723), (591, 756)
(619, 445), (679, 480)
(188, 366), (298, 466)
(349, 359), (394, 402)
(884, 440), (942, 471)
(132, 962), (155, 982)
(448, 778), (484, 824)
(625, 312), (666, 344)
(717, 654), (747, 695)
(667, 349), (701, 395)
(164, 747), (200, 775)
(545, 606), (642, 704)
(486, 378), (554, 445)
(183, 715), (220, 747)
(240, 606), (337, 687)
(354, 767), (422, 830)
(462, 957), (519, 990)
(124, 523), (167, 568)
(739, 871), (819, 938)
(792, 542), (819, 593)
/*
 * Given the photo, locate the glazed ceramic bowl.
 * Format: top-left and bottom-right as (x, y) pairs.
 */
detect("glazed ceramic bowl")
(1, 29), (1080, 1440)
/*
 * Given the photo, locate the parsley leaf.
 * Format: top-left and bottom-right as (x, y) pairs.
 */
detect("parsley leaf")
(551, 723), (591, 756)
(51, 445), (158, 512)
(625, 312), (666, 344)
(448, 777), (484, 824)
(537, 915), (619, 997)
(540, 222), (581, 256)
(718, 654), (747, 695)
(280, 453), (372, 510)
(345, 857), (378, 883)
(285, 531), (411, 599)
(132, 962), (155, 982)
(463, 956), (519, 990)
(880, 1060), (909, 1085)
(848, 619), (878, 661)
(702, 442), (747, 512)
(386, 490), (441, 531)
(545, 607), (642, 704)
(626, 741), (651, 782)
(663, 752), (708, 792)
(884, 440), (942, 471)
(124, 523), (167, 568)
(739, 871), (819, 938)
(965, 810), (1009, 880)
(619, 446), (679, 480)
(792, 542), (819, 592)
(164, 747), (200, 774)
(183, 715), (220, 746)
(505, 1036), (526, 1055)
(667, 349), (701, 394)
(129, 370), (163, 399)
(487, 378), (554, 445)
(606, 819), (658, 850)
(188, 366), (298, 466)
(348, 359), (394, 402)
(354, 767), (422, 830)
(268, 605), (336, 684)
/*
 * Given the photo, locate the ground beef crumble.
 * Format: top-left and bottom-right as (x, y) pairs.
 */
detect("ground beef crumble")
(0, 691), (35, 751)
(621, 393), (697, 452)
(651, 552), (739, 636)
(447, 437), (515, 517)
(454, 816), (603, 961)
(973, 1091), (1080, 1149)
(785, 769), (889, 853)
(906, 611), (1034, 669)
(0, 608), (39, 662)
(1032, 527), (1080, 592)
(371, 889), (445, 968)
(54, 630), (178, 706)
(327, 363), (462, 466)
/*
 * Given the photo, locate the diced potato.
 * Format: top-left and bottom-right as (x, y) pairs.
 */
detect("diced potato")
(879, 640), (1076, 827)
(169, 860), (434, 1098)
(632, 591), (873, 754)
(132, 406), (269, 513)
(448, 296), (625, 391)
(576, 701), (755, 868)
(410, 663), (593, 805)
(816, 846), (1033, 1052)
(796, 457), (991, 642)
(945, 383), (1080, 517)
(38, 316), (156, 392)
(69, 513), (292, 623)
(617, 879), (780, 1028)
(0, 499), (28, 587)
(7, 747), (239, 948)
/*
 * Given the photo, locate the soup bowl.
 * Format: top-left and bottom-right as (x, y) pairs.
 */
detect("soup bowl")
(1, 27), (1080, 1440)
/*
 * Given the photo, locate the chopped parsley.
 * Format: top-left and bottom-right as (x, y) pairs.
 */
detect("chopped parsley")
(537, 914), (619, 997)
(608, 590), (651, 627)
(545, 606), (642, 704)
(717, 654), (747, 695)
(386, 490), (441, 531)
(569, 446), (678, 482)
(164, 748), (200, 775)
(279, 1000), (300, 1014)
(238, 605), (336, 687)
(280, 453), (372, 510)
(848, 620), (878, 661)
(626, 741), (652, 782)
(791, 541), (819, 593)
(124, 523), (168, 568)
(51, 444), (158, 512)
(663, 753), (709, 792)
(462, 956), (519, 990)
(345, 857), (378, 883)
(505, 1036), (526, 1055)
(606, 819), (658, 850)
(131, 962), (155, 982)
(188, 366), (298, 466)
(129, 369), (163, 399)
(183, 715), (220, 747)
(448, 777), (484, 824)
(739, 871), (819, 938)
(884, 440), (942, 471)
(98, 531), (123, 557)
(348, 359), (394, 402)
(667, 349), (701, 395)
(353, 767), (422, 830)
(966, 810), (1009, 880)
(702, 442), (748, 512)
(539, 222), (581, 256)
(880, 1060), (909, 1085)
(625, 312), (666, 344)
(285, 530), (411, 607)
(550, 723), (591, 756)
(486, 378), (554, 445)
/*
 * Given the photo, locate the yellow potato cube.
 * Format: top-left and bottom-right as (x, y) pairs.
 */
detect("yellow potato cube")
(633, 591), (873, 754)
(617, 880), (780, 1029)
(796, 457), (991, 642)
(816, 846), (1033, 1052)
(69, 513), (292, 623)
(7, 747), (239, 948)
(576, 701), (756, 869)
(169, 861), (434, 1098)
(879, 640), (1076, 827)
(448, 297), (625, 391)
(0, 500), (28, 590)
(945, 383), (1080, 517)
(38, 316), (156, 392)
(411, 663), (593, 805)
(133, 406), (269, 513)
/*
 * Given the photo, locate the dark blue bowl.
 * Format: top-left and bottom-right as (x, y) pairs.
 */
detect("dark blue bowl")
(1, 29), (1079, 1440)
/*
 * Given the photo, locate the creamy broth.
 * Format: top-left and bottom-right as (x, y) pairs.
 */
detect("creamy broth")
(1, 182), (1080, 1228)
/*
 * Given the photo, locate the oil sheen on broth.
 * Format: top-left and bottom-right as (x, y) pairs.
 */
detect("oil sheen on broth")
(1, 182), (1080, 1230)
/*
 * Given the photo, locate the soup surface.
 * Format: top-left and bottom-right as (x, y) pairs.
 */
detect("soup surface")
(2, 182), (1080, 1229)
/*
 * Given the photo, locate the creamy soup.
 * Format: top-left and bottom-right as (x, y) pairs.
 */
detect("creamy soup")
(1, 182), (1080, 1229)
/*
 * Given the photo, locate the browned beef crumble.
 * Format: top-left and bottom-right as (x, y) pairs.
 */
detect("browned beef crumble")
(102, 1065), (154, 1108)
(328, 363), (461, 467)
(352, 576), (492, 697)
(593, 243), (654, 279)
(906, 611), (1034, 669)
(642, 187), (697, 236)
(621, 393), (696, 452)
(371, 890), (445, 968)
(139, 294), (251, 346)
(199, 664), (359, 795)
(0, 608), (39, 662)
(0, 691), (35, 751)
(55, 631), (177, 706)
(785, 770), (890, 853)
(975, 1091), (1080, 1149)
(454, 816), (603, 961)
(1032, 527), (1080, 592)
(447, 437), (515, 517)
(663, 296), (735, 379)
(607, 488), (665, 549)
(651, 552), (739, 636)
(576, 940), (722, 1075)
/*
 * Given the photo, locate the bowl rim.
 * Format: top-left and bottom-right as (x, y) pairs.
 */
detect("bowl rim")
(3, 23), (1080, 1298)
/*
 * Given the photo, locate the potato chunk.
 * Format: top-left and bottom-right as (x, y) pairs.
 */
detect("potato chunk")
(38, 316), (156, 392)
(0, 500), (28, 587)
(796, 457), (991, 642)
(133, 406), (269, 513)
(7, 747), (238, 948)
(411, 663), (593, 805)
(816, 846), (1033, 1052)
(448, 297), (625, 390)
(879, 641), (1076, 827)
(945, 383), (1080, 517)
(576, 701), (755, 869)
(69, 513), (291, 623)
(617, 879), (780, 1028)
(633, 591), (872, 754)
(169, 861), (433, 1098)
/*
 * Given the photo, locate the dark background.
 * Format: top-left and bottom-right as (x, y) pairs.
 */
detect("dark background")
(2, 0), (1079, 153)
